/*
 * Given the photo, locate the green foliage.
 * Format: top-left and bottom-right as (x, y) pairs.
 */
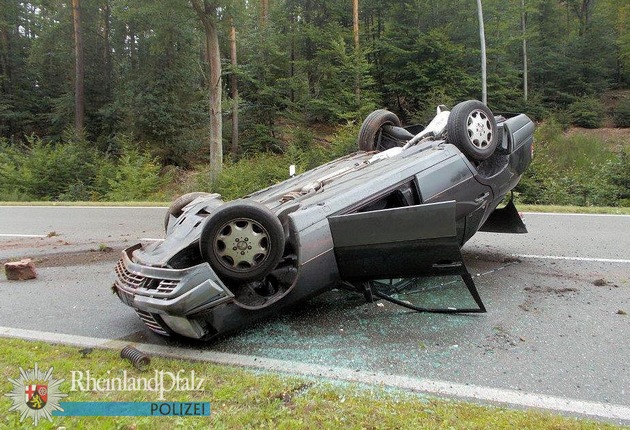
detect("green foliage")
(0, 135), (168, 202)
(299, 30), (376, 122)
(569, 98), (605, 128)
(612, 97), (630, 127)
(238, 124), (284, 155)
(608, 150), (630, 206)
(186, 121), (361, 201)
(516, 122), (629, 207)
(209, 141), (356, 202)
(102, 140), (169, 201)
(0, 135), (100, 201)
(1, 0), (630, 207)
(376, 27), (478, 116)
(210, 152), (294, 201)
(520, 93), (549, 122)
(327, 121), (363, 159)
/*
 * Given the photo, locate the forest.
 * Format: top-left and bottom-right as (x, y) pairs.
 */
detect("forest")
(1, 0), (629, 205)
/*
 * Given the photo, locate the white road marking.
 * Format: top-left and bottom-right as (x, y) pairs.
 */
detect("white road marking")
(0, 233), (48, 238)
(523, 212), (630, 218)
(139, 238), (164, 242)
(1, 326), (628, 424)
(515, 254), (630, 264)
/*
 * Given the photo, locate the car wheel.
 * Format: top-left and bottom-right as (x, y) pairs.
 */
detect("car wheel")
(199, 201), (285, 282)
(446, 100), (498, 161)
(358, 109), (403, 152)
(164, 192), (213, 232)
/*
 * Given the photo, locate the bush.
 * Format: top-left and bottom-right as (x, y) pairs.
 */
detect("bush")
(516, 122), (628, 207)
(0, 135), (101, 201)
(520, 93), (549, 122)
(0, 135), (172, 202)
(608, 150), (630, 205)
(568, 97), (605, 128)
(612, 97), (630, 128)
(184, 121), (362, 202)
(102, 139), (169, 201)
(210, 152), (294, 201)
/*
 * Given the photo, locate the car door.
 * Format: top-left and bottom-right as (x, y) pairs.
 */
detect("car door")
(328, 200), (462, 282)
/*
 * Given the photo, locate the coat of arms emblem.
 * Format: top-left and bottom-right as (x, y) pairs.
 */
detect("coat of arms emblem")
(5, 364), (66, 425)
(25, 383), (48, 409)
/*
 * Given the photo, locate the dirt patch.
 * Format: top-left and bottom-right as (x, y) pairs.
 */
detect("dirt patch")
(483, 325), (524, 351)
(593, 278), (621, 288)
(0, 237), (72, 251)
(524, 285), (579, 296)
(2, 248), (123, 268)
(463, 249), (522, 265)
(519, 285), (579, 312)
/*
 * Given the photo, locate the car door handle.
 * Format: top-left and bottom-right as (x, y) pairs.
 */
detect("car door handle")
(432, 262), (463, 269)
(474, 192), (490, 204)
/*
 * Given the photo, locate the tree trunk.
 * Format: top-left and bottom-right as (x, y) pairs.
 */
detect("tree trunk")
(230, 21), (239, 155)
(353, 0), (360, 104)
(573, 0), (595, 36)
(353, 0), (359, 49)
(0, 10), (13, 136)
(261, 0), (269, 27)
(521, 0), (528, 102)
(289, 13), (295, 103)
(102, 0), (113, 101)
(72, 0), (85, 134)
(207, 18), (222, 180)
(191, 0), (223, 181)
(0, 21), (11, 92)
(128, 24), (137, 70)
(476, 0), (487, 105)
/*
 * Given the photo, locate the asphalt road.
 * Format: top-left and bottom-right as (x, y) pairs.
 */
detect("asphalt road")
(1, 206), (629, 418)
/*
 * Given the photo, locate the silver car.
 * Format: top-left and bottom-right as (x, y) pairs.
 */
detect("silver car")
(113, 100), (535, 341)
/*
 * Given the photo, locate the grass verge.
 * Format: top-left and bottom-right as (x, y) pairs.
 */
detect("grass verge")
(519, 205), (630, 215)
(1, 201), (630, 215)
(0, 338), (626, 429)
(0, 201), (169, 207)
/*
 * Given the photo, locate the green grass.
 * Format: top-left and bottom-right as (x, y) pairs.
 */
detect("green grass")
(0, 201), (169, 207)
(0, 338), (626, 429)
(520, 205), (630, 215)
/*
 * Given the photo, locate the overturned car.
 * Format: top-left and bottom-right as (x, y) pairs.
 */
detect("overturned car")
(113, 100), (535, 341)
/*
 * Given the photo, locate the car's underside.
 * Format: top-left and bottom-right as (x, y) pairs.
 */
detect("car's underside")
(113, 101), (535, 340)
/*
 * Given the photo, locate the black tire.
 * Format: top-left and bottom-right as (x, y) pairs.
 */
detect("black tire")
(357, 109), (403, 151)
(199, 200), (285, 282)
(164, 192), (212, 232)
(446, 100), (498, 161)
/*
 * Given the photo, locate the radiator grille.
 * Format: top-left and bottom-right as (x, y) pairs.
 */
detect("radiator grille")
(115, 259), (180, 293)
(115, 259), (144, 289)
(134, 310), (169, 336)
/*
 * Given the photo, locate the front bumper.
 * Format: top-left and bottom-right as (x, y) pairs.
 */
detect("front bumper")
(113, 244), (233, 338)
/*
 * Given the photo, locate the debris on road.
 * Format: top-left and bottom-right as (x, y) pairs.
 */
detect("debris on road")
(91, 243), (113, 253)
(4, 258), (37, 280)
(593, 278), (621, 288)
